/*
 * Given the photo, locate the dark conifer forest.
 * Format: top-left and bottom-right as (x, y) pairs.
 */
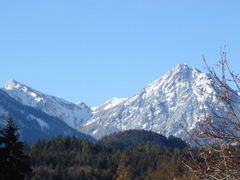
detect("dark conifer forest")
(0, 117), (240, 179)
(26, 134), (191, 180)
(0, 118), (192, 179)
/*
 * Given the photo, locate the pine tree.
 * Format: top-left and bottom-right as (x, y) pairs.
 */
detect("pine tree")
(0, 116), (32, 180)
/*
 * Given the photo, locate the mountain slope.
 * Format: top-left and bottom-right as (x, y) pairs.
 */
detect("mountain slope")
(3, 80), (92, 128)
(78, 64), (231, 139)
(0, 89), (95, 144)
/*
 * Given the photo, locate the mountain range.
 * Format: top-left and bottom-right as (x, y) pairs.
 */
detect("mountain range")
(1, 64), (237, 143)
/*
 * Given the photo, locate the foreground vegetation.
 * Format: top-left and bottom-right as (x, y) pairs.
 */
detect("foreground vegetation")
(1, 116), (240, 180)
(0, 117), (193, 179)
(26, 131), (191, 180)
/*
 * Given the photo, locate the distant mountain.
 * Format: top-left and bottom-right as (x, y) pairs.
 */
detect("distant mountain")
(0, 89), (95, 144)
(98, 129), (187, 149)
(1, 64), (238, 144)
(3, 80), (92, 128)
(78, 64), (239, 140)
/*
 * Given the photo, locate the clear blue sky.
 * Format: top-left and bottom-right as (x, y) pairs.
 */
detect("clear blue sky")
(0, 1), (240, 106)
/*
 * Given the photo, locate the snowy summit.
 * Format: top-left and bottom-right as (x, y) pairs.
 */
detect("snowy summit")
(77, 64), (231, 139)
(3, 80), (92, 128)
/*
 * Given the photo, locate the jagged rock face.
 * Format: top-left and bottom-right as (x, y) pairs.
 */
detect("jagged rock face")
(78, 64), (233, 139)
(3, 80), (92, 128)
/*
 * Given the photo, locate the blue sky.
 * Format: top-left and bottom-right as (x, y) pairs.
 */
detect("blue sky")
(0, 1), (240, 106)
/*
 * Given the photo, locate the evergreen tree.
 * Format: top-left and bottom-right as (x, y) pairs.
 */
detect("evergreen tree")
(0, 116), (32, 180)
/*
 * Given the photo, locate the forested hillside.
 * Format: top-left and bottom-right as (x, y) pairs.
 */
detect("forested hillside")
(98, 129), (187, 149)
(26, 134), (191, 180)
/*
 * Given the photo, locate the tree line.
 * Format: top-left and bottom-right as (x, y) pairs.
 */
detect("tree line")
(0, 115), (239, 179)
(0, 116), (193, 180)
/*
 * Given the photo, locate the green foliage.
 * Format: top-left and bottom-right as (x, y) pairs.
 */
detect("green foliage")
(26, 134), (191, 180)
(98, 130), (187, 150)
(0, 120), (203, 179)
(0, 116), (32, 180)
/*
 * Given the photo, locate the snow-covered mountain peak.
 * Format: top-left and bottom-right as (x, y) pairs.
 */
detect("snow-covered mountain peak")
(4, 80), (44, 105)
(5, 80), (33, 92)
(78, 64), (222, 139)
(2, 80), (92, 128)
(165, 64), (199, 80)
(5, 80), (21, 90)
(142, 64), (204, 99)
(174, 63), (192, 71)
(0, 89), (95, 144)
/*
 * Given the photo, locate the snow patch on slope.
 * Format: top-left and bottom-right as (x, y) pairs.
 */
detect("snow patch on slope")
(92, 98), (127, 113)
